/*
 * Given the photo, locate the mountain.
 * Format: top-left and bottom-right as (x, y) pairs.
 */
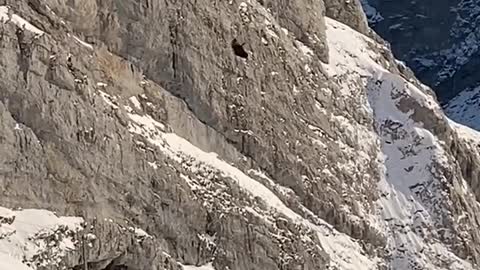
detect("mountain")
(1, 1), (480, 269)
(360, 0), (480, 130)
(361, 0), (480, 103)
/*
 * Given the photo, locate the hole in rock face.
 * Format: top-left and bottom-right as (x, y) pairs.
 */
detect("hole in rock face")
(231, 39), (249, 59)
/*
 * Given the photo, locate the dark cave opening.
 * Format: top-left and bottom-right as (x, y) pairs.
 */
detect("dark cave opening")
(231, 38), (249, 59)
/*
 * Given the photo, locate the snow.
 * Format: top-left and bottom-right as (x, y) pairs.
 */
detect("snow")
(444, 86), (480, 130)
(147, 161), (158, 169)
(133, 227), (150, 238)
(436, 15), (480, 82)
(128, 113), (166, 131)
(98, 90), (118, 109)
(0, 207), (15, 220)
(0, 254), (33, 270)
(366, 74), (469, 268)
(96, 82), (108, 88)
(197, 233), (216, 246)
(0, 6), (44, 35)
(448, 118), (480, 144)
(129, 227), (152, 242)
(129, 114), (304, 221)
(72, 35), (93, 50)
(295, 40), (314, 59)
(129, 96), (142, 110)
(322, 18), (387, 80)
(398, 1), (480, 90)
(388, 23), (403, 30)
(413, 57), (436, 67)
(0, 207), (83, 270)
(324, 17), (476, 269)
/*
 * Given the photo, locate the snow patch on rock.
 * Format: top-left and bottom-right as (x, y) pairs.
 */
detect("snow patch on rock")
(0, 6), (44, 35)
(444, 86), (480, 130)
(180, 262), (215, 270)
(71, 34), (94, 50)
(0, 207), (83, 270)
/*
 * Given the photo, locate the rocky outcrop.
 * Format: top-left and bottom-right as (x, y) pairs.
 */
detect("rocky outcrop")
(324, 0), (369, 34)
(1, 1), (480, 270)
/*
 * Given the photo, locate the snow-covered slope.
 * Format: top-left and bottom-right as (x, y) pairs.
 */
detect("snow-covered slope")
(0, 6), (44, 35)
(361, 0), (480, 144)
(0, 207), (83, 270)
(322, 17), (478, 269)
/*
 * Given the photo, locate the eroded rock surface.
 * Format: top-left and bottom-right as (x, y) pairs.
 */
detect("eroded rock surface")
(1, 1), (480, 270)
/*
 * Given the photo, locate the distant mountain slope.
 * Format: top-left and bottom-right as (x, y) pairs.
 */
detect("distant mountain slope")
(361, 0), (480, 104)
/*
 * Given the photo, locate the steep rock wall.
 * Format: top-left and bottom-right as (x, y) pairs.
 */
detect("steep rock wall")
(1, 1), (480, 270)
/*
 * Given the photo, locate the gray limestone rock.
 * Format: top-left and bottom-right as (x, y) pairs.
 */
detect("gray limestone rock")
(324, 0), (369, 34)
(1, 1), (480, 270)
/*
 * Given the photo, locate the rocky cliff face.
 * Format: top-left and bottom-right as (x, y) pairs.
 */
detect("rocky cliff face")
(1, 1), (480, 270)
